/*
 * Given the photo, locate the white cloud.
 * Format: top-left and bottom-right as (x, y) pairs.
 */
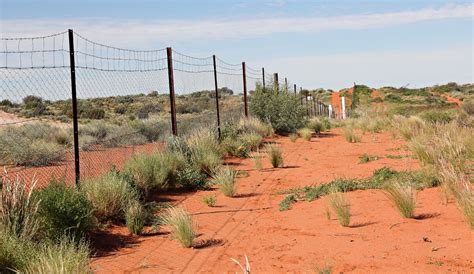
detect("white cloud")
(260, 45), (473, 90)
(1, 3), (472, 47)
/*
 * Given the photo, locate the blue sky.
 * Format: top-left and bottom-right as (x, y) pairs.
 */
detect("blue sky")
(1, 0), (473, 90)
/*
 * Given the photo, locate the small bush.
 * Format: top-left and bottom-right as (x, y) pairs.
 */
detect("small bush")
(161, 207), (196, 248)
(298, 128), (313, 141)
(252, 154), (263, 170)
(240, 133), (263, 151)
(35, 180), (94, 241)
(222, 138), (251, 158)
(384, 183), (416, 218)
(358, 153), (380, 164)
(250, 84), (306, 133)
(187, 128), (223, 176)
(267, 145), (283, 168)
(211, 168), (237, 197)
(125, 200), (146, 235)
(328, 192), (351, 227)
(80, 107), (105, 120)
(289, 133), (298, 142)
(237, 117), (273, 137)
(81, 172), (137, 222)
(0, 174), (40, 241)
(154, 151), (186, 190)
(24, 236), (91, 274)
(344, 127), (361, 143)
(202, 195), (217, 207)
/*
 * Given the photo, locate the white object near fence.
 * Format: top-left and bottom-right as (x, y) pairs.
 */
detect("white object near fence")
(341, 96), (346, 119)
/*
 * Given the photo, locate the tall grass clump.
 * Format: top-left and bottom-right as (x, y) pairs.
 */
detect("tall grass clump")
(384, 183), (416, 218)
(237, 117), (273, 137)
(154, 151), (186, 189)
(124, 152), (156, 195)
(267, 145), (284, 168)
(125, 200), (146, 235)
(0, 230), (36, 272)
(81, 172), (137, 222)
(211, 167), (237, 197)
(392, 115), (426, 140)
(298, 128), (313, 141)
(187, 127), (223, 175)
(34, 180), (94, 241)
(24, 237), (91, 274)
(328, 192), (351, 227)
(0, 173), (40, 241)
(307, 118), (324, 135)
(344, 127), (361, 143)
(161, 207), (196, 248)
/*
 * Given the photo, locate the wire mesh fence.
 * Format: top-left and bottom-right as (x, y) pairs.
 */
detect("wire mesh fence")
(0, 29), (329, 187)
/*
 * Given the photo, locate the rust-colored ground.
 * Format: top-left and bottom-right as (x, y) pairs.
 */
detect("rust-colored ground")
(90, 129), (473, 273)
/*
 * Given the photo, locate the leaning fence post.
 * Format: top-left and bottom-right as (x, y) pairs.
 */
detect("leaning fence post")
(242, 62), (248, 117)
(68, 29), (80, 187)
(212, 55), (222, 140)
(262, 67), (266, 92)
(273, 73), (279, 94)
(166, 47), (178, 136)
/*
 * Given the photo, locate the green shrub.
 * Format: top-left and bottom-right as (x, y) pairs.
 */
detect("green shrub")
(211, 167), (237, 197)
(81, 172), (137, 222)
(125, 200), (145, 235)
(35, 180), (94, 241)
(267, 145), (283, 168)
(161, 207), (196, 248)
(328, 192), (351, 227)
(176, 162), (208, 190)
(250, 84), (306, 133)
(384, 183), (416, 218)
(202, 195), (217, 207)
(240, 133), (263, 151)
(80, 106), (105, 120)
(0, 174), (40, 241)
(22, 95), (46, 117)
(131, 118), (167, 142)
(24, 236), (91, 274)
(358, 153), (380, 164)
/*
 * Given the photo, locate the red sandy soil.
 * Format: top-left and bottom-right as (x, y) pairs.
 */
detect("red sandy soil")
(2, 143), (160, 187)
(440, 94), (463, 106)
(90, 129), (473, 273)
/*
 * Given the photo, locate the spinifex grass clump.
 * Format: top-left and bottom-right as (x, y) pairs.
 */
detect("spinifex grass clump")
(24, 236), (91, 274)
(328, 192), (351, 227)
(289, 133), (298, 142)
(211, 167), (237, 197)
(384, 183), (417, 218)
(125, 200), (146, 235)
(81, 172), (137, 222)
(0, 173), (40, 241)
(162, 207), (196, 248)
(267, 145), (284, 168)
(344, 127), (361, 143)
(279, 194), (296, 211)
(358, 153), (380, 164)
(298, 128), (313, 141)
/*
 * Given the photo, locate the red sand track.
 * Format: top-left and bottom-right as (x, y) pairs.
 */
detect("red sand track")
(90, 129), (473, 273)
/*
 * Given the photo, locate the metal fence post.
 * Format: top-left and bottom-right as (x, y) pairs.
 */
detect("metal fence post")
(262, 67), (265, 92)
(242, 62), (248, 117)
(273, 73), (279, 94)
(166, 47), (178, 136)
(68, 29), (80, 187)
(212, 55), (222, 140)
(294, 84), (297, 95)
(285, 77), (288, 92)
